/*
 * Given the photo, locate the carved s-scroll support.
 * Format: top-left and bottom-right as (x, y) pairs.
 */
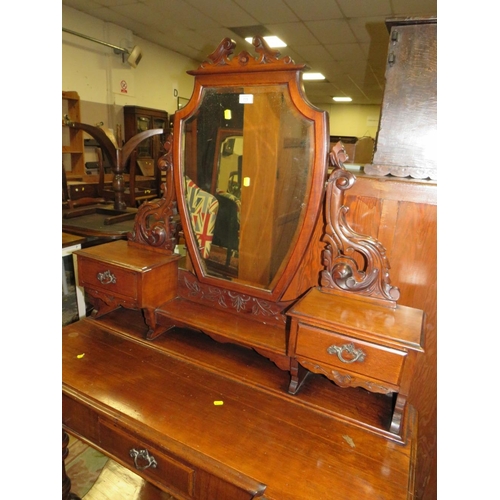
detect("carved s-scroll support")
(319, 142), (400, 307)
(128, 133), (178, 253)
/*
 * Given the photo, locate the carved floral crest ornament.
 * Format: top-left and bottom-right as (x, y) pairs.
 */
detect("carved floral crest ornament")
(198, 36), (294, 71)
(320, 142), (400, 307)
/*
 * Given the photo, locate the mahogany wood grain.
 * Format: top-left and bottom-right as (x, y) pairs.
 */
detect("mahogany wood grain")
(342, 174), (436, 500)
(63, 313), (418, 499)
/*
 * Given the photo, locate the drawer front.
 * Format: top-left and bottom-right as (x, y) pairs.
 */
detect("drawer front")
(78, 257), (138, 301)
(295, 323), (406, 385)
(99, 420), (195, 497)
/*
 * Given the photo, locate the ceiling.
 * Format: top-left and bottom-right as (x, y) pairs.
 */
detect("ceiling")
(62, 0), (437, 107)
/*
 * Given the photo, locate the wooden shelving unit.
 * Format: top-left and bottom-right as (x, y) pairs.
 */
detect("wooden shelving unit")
(62, 91), (85, 179)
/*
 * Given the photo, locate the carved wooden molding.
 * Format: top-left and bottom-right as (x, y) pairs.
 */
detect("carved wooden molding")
(128, 133), (177, 254)
(180, 272), (287, 326)
(364, 162), (437, 181)
(298, 359), (396, 395)
(320, 142), (400, 307)
(191, 36), (301, 74)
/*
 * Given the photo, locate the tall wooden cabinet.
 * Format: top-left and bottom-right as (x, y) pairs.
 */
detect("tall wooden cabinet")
(365, 17), (437, 180)
(62, 91), (85, 179)
(123, 105), (169, 195)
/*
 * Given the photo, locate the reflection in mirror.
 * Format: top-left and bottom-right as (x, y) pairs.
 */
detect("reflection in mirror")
(182, 84), (314, 291)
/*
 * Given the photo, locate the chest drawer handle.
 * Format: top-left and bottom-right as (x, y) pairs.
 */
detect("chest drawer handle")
(97, 270), (116, 285)
(327, 343), (366, 364)
(129, 448), (158, 471)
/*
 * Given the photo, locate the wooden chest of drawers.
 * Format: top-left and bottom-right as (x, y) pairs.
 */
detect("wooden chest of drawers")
(76, 239), (179, 339)
(287, 287), (424, 440)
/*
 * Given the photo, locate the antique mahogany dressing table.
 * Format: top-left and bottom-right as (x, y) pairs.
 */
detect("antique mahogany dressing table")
(63, 37), (424, 499)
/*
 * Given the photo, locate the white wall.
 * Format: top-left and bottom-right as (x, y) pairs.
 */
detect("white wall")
(63, 6), (380, 140)
(62, 5), (196, 116)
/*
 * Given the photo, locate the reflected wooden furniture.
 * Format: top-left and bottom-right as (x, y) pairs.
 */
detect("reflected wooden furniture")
(63, 309), (418, 500)
(64, 37), (428, 499)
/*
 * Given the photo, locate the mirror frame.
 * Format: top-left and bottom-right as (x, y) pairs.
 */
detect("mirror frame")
(173, 37), (329, 301)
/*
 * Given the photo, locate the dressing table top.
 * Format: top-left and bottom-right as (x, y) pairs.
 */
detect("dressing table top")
(63, 310), (417, 500)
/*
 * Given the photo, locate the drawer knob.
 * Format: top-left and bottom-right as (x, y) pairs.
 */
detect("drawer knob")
(327, 343), (366, 364)
(97, 270), (116, 285)
(129, 448), (158, 470)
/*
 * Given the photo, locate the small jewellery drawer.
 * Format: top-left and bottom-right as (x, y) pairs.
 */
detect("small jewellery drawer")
(295, 323), (406, 386)
(99, 420), (195, 497)
(78, 258), (138, 301)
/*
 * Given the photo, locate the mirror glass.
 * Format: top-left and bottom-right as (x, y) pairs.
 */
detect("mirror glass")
(181, 84), (314, 290)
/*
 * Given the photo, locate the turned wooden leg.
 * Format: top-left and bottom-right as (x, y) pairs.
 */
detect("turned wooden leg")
(62, 429), (81, 500)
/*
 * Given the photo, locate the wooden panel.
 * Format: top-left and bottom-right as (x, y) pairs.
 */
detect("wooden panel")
(342, 175), (437, 500)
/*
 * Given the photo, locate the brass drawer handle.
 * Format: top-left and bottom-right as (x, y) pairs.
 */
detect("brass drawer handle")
(97, 270), (116, 285)
(327, 343), (366, 364)
(129, 448), (158, 471)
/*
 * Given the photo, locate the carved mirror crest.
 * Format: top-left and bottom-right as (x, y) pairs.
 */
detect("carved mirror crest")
(172, 37), (329, 301)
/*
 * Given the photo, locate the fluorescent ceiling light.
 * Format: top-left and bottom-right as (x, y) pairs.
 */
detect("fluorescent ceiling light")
(303, 73), (325, 80)
(245, 36), (286, 48)
(333, 96), (352, 102)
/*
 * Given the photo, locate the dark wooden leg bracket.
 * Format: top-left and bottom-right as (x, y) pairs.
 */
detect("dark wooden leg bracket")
(62, 429), (81, 500)
(389, 393), (407, 437)
(143, 308), (175, 340)
(288, 360), (310, 395)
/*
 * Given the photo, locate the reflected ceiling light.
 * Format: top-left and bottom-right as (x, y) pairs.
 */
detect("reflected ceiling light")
(303, 73), (326, 80)
(245, 36), (286, 48)
(62, 27), (142, 67)
(333, 96), (352, 102)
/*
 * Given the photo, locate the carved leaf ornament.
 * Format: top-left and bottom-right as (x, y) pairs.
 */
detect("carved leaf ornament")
(128, 133), (178, 253)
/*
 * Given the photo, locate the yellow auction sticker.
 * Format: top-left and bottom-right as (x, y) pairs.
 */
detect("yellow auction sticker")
(213, 401), (224, 406)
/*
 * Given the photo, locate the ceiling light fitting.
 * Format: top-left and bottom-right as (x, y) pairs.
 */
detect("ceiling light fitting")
(62, 27), (142, 67)
(303, 73), (326, 81)
(333, 96), (352, 102)
(245, 36), (286, 48)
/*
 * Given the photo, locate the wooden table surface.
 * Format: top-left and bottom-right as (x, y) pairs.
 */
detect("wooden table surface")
(63, 310), (418, 500)
(62, 232), (87, 248)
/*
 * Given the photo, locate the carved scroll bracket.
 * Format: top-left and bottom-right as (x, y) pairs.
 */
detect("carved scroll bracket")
(319, 142), (400, 307)
(128, 133), (178, 253)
